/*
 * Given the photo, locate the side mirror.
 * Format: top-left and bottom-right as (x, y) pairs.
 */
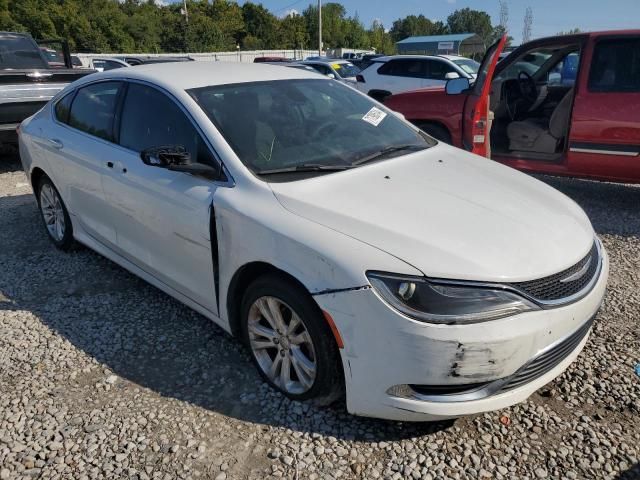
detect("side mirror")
(141, 145), (191, 167)
(444, 71), (460, 80)
(141, 145), (219, 179)
(445, 77), (471, 95)
(327, 73), (336, 79)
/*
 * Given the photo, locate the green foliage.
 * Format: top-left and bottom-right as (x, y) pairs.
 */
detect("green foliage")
(447, 7), (494, 46)
(0, 0), (502, 55)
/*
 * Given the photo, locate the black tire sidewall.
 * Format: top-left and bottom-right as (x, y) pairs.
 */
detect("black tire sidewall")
(240, 275), (342, 403)
(36, 176), (74, 251)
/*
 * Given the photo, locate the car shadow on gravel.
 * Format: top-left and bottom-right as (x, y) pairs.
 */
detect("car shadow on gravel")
(2, 174), (637, 444)
(0, 149), (21, 174)
(536, 175), (640, 238)
(617, 463), (640, 480)
(0, 193), (454, 442)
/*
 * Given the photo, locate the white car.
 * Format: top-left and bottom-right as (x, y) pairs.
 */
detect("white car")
(18, 62), (608, 421)
(301, 59), (360, 84)
(356, 55), (479, 101)
(89, 57), (130, 72)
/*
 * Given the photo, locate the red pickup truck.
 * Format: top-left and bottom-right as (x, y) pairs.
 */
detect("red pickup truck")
(384, 31), (640, 184)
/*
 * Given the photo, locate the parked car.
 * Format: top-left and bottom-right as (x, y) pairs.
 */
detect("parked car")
(383, 31), (640, 183)
(342, 52), (361, 60)
(254, 57), (292, 63)
(352, 53), (384, 70)
(0, 31), (94, 148)
(18, 62), (607, 421)
(301, 59), (360, 84)
(438, 55), (480, 78)
(90, 57), (131, 72)
(355, 55), (476, 102)
(70, 56), (83, 68)
(117, 56), (194, 66)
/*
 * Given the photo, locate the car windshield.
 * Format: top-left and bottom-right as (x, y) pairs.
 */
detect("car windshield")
(453, 58), (480, 75)
(0, 35), (49, 70)
(332, 62), (360, 78)
(189, 79), (434, 180)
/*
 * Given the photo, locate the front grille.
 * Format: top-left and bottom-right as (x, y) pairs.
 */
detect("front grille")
(498, 315), (594, 392)
(509, 241), (599, 302)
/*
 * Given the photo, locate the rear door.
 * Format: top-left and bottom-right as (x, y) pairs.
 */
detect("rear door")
(45, 81), (124, 247)
(567, 35), (640, 182)
(462, 35), (506, 157)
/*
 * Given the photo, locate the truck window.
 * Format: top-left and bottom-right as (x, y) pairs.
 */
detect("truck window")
(588, 37), (640, 92)
(0, 34), (49, 70)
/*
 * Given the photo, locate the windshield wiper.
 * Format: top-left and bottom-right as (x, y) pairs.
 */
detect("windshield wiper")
(351, 144), (424, 166)
(256, 164), (354, 176)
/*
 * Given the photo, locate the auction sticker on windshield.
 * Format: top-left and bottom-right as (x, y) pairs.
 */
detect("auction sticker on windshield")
(362, 107), (387, 127)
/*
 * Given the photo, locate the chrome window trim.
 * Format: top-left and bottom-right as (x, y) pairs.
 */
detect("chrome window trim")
(50, 77), (235, 188)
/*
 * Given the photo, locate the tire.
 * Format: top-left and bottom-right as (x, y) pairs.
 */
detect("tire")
(240, 274), (343, 405)
(417, 123), (452, 144)
(36, 176), (74, 251)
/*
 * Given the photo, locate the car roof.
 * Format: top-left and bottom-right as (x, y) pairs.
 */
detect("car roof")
(79, 61), (323, 91)
(372, 55), (451, 63)
(302, 59), (353, 65)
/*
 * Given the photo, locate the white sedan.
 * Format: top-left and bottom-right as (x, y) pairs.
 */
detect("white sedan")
(18, 62), (608, 421)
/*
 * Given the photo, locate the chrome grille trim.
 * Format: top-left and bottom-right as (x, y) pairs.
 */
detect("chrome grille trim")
(508, 241), (601, 305)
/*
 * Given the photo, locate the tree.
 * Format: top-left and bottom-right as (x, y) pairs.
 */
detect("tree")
(389, 14), (445, 43)
(368, 20), (395, 55)
(557, 28), (581, 35)
(447, 8), (493, 47)
(279, 12), (308, 50)
(241, 2), (280, 49)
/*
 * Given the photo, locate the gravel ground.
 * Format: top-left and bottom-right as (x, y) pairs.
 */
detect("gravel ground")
(1, 153), (639, 480)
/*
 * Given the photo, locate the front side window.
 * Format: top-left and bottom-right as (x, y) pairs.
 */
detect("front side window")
(427, 60), (457, 80)
(68, 82), (122, 141)
(588, 38), (640, 92)
(189, 79), (434, 181)
(452, 58), (480, 76)
(119, 83), (216, 166)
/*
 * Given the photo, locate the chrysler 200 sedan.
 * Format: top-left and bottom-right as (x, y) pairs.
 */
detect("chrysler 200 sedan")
(18, 62), (608, 421)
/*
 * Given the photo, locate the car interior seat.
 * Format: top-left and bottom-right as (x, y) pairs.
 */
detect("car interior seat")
(507, 88), (574, 154)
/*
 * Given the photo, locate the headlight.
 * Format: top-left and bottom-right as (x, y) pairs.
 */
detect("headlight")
(367, 272), (539, 324)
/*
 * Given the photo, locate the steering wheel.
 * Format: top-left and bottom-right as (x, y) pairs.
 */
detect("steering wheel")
(311, 120), (340, 139)
(517, 71), (538, 102)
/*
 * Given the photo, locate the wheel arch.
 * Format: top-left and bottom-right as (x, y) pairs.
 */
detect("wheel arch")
(30, 166), (47, 193)
(413, 120), (453, 144)
(226, 261), (312, 339)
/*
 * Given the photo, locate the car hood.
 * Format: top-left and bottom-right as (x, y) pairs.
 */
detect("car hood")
(268, 144), (595, 282)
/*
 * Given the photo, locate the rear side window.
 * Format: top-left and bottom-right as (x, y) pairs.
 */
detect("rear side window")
(54, 92), (74, 124)
(68, 82), (121, 141)
(118, 83), (216, 166)
(377, 60), (427, 78)
(588, 38), (640, 92)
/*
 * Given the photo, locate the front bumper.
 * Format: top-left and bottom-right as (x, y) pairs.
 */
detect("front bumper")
(314, 248), (609, 421)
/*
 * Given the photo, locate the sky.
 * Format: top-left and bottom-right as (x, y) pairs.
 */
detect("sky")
(170, 0), (640, 44)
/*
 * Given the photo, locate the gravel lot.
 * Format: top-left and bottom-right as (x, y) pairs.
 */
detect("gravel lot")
(1, 153), (639, 480)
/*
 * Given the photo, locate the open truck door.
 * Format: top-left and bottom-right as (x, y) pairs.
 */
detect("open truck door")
(462, 35), (506, 157)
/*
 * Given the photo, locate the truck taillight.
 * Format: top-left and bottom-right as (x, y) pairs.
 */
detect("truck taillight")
(356, 74), (365, 83)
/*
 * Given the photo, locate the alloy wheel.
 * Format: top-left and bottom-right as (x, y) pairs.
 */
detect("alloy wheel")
(39, 183), (65, 242)
(247, 296), (317, 394)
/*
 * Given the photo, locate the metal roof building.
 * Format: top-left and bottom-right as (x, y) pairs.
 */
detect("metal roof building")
(396, 33), (485, 57)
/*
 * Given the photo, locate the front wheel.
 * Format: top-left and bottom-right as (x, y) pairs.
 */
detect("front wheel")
(36, 176), (74, 251)
(240, 275), (343, 404)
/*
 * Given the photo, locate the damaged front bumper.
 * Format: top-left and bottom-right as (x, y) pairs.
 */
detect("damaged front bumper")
(313, 249), (608, 421)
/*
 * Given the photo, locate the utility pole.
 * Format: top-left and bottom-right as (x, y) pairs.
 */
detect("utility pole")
(182, 0), (189, 24)
(318, 0), (322, 56)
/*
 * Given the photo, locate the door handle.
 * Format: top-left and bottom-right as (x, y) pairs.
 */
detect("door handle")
(106, 161), (114, 168)
(48, 138), (63, 149)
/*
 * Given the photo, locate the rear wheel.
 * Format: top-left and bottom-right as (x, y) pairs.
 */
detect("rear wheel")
(368, 90), (392, 103)
(240, 275), (343, 404)
(36, 176), (74, 251)
(417, 123), (452, 144)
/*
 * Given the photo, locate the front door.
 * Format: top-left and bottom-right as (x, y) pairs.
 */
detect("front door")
(462, 36), (506, 157)
(103, 82), (221, 314)
(567, 35), (640, 182)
